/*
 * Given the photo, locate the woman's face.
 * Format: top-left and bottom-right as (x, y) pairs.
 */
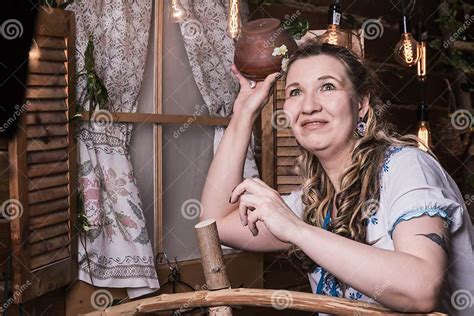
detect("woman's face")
(283, 54), (368, 156)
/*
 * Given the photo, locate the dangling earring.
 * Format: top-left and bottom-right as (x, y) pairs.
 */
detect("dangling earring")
(356, 117), (367, 137)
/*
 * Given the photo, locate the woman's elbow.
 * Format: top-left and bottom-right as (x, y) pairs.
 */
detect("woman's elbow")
(406, 280), (443, 312)
(411, 296), (439, 313)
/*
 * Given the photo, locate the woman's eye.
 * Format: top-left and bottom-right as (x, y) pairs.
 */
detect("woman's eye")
(321, 83), (336, 91)
(289, 89), (301, 97)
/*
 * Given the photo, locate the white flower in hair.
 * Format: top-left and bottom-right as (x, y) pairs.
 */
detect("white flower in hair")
(272, 44), (288, 56)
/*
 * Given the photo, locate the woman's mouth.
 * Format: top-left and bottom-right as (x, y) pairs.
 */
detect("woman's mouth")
(301, 120), (328, 130)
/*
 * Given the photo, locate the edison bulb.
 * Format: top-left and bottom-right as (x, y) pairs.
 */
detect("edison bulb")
(226, 0), (242, 39)
(318, 24), (348, 47)
(417, 41), (426, 79)
(395, 33), (420, 67)
(170, 0), (188, 23)
(417, 121), (431, 151)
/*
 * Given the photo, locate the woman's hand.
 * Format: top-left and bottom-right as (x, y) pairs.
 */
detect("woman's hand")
(231, 65), (281, 120)
(229, 177), (302, 243)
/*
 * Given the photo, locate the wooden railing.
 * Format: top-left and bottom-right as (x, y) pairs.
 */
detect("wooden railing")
(82, 288), (446, 315)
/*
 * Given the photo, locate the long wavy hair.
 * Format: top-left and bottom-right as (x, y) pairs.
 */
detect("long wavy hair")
(285, 43), (425, 280)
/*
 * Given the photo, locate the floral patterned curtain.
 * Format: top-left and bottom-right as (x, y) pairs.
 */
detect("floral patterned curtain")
(179, 0), (260, 178)
(67, 0), (159, 298)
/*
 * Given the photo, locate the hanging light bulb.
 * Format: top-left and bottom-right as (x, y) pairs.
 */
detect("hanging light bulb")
(226, 0), (242, 39)
(417, 40), (427, 79)
(417, 121), (431, 151)
(318, 0), (348, 47)
(394, 16), (420, 67)
(169, 0), (188, 23)
(416, 88), (431, 152)
(318, 24), (348, 47)
(414, 13), (430, 151)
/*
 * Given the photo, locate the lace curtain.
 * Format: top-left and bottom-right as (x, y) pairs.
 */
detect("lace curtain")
(179, 0), (260, 179)
(67, 0), (159, 299)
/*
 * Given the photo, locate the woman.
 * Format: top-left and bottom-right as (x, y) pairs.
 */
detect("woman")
(200, 43), (474, 314)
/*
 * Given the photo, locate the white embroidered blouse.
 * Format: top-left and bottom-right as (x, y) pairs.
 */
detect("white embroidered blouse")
(282, 146), (474, 315)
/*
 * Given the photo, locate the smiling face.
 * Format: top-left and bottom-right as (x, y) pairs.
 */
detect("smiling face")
(283, 54), (369, 156)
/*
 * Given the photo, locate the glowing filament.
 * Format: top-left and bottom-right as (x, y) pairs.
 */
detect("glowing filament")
(403, 40), (414, 64)
(227, 0), (241, 39)
(417, 41), (426, 79)
(328, 31), (339, 45)
(417, 121), (430, 151)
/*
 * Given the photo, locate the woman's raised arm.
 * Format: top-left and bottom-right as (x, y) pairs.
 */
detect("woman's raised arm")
(199, 66), (287, 251)
(200, 66), (279, 221)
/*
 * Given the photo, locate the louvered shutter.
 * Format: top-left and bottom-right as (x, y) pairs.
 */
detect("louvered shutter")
(8, 7), (77, 303)
(262, 80), (302, 194)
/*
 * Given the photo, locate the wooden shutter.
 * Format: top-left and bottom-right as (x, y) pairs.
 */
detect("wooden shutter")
(261, 80), (302, 194)
(8, 7), (77, 303)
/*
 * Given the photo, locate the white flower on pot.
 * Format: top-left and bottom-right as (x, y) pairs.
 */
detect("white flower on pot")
(272, 44), (288, 57)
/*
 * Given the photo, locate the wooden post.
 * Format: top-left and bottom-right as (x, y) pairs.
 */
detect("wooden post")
(195, 219), (232, 316)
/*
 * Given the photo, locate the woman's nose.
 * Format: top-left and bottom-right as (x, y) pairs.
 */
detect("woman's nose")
(301, 93), (322, 114)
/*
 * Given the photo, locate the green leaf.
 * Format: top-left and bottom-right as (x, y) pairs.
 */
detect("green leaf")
(283, 19), (309, 40)
(429, 38), (442, 49)
(78, 36), (110, 118)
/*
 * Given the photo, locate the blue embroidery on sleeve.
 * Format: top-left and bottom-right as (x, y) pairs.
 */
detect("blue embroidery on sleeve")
(382, 146), (403, 173)
(389, 208), (451, 238)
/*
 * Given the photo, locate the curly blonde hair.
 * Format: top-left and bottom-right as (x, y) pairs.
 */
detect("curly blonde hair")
(285, 43), (425, 277)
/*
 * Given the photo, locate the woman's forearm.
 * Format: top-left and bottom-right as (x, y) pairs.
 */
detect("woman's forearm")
(200, 112), (256, 220)
(292, 224), (442, 312)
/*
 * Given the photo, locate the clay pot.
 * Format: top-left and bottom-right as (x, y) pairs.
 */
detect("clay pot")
(234, 18), (298, 81)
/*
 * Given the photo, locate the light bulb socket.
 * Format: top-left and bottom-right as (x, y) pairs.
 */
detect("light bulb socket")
(418, 104), (428, 121)
(328, 3), (342, 26)
(399, 15), (411, 34)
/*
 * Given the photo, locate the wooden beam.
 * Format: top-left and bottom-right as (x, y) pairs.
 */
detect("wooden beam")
(78, 111), (231, 126)
(452, 41), (474, 52)
(81, 287), (447, 315)
(154, 0), (164, 255)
